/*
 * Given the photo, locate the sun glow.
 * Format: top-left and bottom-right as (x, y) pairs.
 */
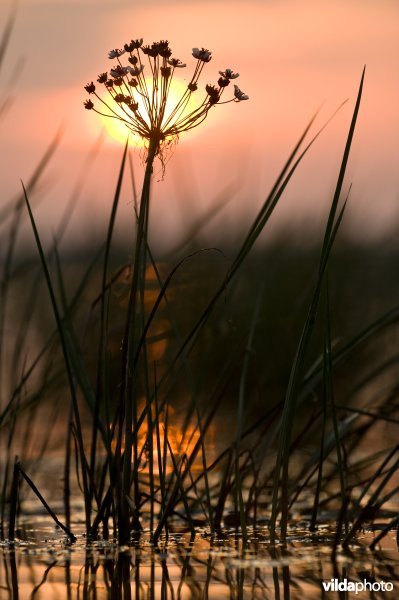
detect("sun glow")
(101, 77), (200, 146)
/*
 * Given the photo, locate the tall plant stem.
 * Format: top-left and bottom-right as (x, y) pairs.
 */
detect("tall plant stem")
(90, 140), (128, 514)
(119, 137), (158, 544)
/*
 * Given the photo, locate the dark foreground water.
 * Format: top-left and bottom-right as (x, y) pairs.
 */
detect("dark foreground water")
(1, 515), (398, 599)
(1, 241), (399, 599)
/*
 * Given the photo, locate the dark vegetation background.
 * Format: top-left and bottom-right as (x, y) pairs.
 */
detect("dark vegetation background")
(8, 231), (399, 423)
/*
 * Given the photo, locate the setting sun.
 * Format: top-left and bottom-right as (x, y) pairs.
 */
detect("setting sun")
(100, 76), (201, 146)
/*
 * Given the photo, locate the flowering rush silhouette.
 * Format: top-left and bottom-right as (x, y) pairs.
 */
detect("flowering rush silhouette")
(83, 40), (248, 545)
(84, 38), (248, 162)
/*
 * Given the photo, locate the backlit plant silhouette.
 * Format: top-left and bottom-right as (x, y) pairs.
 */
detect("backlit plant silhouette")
(84, 39), (248, 165)
(82, 39), (248, 544)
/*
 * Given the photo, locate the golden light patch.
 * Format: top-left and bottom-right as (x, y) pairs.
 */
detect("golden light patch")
(101, 113), (134, 146)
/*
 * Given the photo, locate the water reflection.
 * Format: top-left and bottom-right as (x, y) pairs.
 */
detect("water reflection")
(1, 528), (398, 599)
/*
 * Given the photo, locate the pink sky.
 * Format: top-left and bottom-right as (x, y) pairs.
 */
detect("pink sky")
(1, 0), (399, 250)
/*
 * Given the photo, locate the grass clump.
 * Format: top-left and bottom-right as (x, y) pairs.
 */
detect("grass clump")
(0, 33), (397, 557)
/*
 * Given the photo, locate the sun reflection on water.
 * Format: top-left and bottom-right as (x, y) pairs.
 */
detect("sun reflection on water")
(1, 525), (398, 599)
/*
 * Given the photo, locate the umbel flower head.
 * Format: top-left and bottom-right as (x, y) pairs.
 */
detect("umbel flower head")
(84, 38), (248, 159)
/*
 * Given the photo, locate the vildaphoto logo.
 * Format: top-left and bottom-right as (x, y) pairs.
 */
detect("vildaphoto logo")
(322, 578), (394, 594)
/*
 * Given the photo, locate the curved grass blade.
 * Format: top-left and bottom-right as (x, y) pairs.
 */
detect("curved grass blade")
(22, 182), (91, 531)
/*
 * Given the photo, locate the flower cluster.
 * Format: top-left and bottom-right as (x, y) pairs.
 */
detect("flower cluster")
(84, 38), (248, 156)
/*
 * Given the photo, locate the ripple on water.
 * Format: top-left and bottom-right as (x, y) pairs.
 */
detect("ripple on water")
(0, 517), (398, 599)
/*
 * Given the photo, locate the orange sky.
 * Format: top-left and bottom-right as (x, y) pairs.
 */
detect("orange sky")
(1, 0), (399, 250)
